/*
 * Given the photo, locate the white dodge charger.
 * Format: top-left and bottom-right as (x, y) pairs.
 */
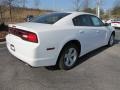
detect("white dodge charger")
(111, 18), (120, 28)
(6, 12), (115, 70)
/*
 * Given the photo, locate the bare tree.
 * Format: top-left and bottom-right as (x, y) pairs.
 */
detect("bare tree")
(96, 0), (105, 17)
(0, 0), (7, 22)
(112, 0), (120, 16)
(33, 0), (41, 9)
(82, 0), (91, 12)
(73, 0), (82, 11)
(83, 0), (89, 9)
(7, 0), (13, 21)
(21, 0), (27, 8)
(5, 0), (19, 21)
(114, 0), (120, 7)
(22, 0), (26, 8)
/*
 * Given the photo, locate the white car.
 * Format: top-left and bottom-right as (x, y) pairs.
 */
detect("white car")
(111, 18), (120, 28)
(106, 19), (114, 24)
(6, 12), (115, 70)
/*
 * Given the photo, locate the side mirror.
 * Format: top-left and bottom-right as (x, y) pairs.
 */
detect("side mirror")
(104, 23), (110, 26)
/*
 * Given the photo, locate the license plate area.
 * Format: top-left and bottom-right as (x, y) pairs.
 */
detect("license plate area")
(10, 44), (15, 52)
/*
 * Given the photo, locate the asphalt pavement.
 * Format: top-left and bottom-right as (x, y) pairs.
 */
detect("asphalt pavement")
(0, 29), (120, 90)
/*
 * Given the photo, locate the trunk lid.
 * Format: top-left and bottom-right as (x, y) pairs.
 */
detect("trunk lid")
(9, 22), (53, 33)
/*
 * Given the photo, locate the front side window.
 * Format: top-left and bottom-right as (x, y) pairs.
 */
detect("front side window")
(31, 13), (71, 24)
(90, 16), (104, 26)
(73, 15), (92, 26)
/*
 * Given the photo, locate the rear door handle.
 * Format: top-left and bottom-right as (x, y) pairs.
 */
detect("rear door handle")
(79, 31), (85, 34)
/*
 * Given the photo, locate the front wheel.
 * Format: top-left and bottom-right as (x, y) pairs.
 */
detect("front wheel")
(58, 44), (79, 70)
(108, 34), (115, 47)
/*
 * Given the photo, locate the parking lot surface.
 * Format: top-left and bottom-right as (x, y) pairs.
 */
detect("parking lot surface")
(0, 29), (120, 90)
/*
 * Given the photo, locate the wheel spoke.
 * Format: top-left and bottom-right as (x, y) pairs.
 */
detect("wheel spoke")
(110, 35), (114, 45)
(69, 58), (74, 65)
(70, 50), (77, 57)
(64, 54), (68, 59)
(65, 58), (70, 66)
(68, 48), (74, 55)
(64, 48), (77, 67)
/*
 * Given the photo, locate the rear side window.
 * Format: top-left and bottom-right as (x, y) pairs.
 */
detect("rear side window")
(31, 13), (71, 24)
(73, 15), (92, 26)
(90, 15), (104, 26)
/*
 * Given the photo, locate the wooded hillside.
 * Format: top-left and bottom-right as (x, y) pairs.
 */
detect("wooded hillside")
(0, 7), (49, 24)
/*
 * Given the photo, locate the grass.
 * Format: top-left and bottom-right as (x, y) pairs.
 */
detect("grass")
(0, 7), (50, 24)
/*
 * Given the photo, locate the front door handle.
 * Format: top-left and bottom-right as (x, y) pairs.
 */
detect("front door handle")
(96, 30), (100, 33)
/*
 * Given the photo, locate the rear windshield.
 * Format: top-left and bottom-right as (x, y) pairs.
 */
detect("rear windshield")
(30, 13), (71, 24)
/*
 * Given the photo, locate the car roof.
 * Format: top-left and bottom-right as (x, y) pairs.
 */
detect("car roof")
(52, 11), (95, 16)
(69, 11), (92, 14)
(53, 12), (97, 26)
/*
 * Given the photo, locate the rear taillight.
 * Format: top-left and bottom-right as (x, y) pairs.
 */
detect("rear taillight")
(21, 32), (38, 43)
(9, 27), (38, 43)
(112, 22), (120, 24)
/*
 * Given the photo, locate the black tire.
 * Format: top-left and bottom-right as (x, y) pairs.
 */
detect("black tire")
(58, 43), (79, 70)
(108, 34), (115, 47)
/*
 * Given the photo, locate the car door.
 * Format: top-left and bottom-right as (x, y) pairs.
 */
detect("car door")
(73, 15), (99, 55)
(89, 15), (108, 47)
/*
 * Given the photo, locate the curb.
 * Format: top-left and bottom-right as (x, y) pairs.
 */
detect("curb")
(0, 41), (6, 48)
(0, 41), (6, 44)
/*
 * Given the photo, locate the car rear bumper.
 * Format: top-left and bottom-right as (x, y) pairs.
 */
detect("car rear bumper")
(111, 24), (120, 28)
(6, 34), (57, 67)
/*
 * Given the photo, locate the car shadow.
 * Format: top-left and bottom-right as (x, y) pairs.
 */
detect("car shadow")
(46, 39), (120, 71)
(45, 46), (109, 71)
(115, 39), (120, 44)
(75, 39), (120, 69)
(45, 46), (108, 71)
(75, 46), (108, 67)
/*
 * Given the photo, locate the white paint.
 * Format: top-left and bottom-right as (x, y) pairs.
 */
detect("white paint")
(6, 12), (115, 67)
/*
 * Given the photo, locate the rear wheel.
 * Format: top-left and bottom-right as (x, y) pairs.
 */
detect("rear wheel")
(58, 44), (79, 70)
(108, 34), (115, 47)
